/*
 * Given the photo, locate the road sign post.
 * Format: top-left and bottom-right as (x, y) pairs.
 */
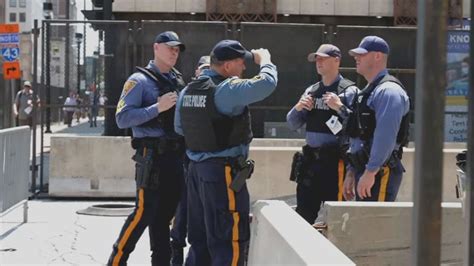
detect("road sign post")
(0, 23), (20, 130)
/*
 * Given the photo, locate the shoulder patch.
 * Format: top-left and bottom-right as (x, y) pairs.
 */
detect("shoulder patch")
(230, 78), (245, 85)
(122, 80), (137, 96)
(250, 75), (262, 81)
(116, 99), (125, 114)
(230, 75), (262, 85)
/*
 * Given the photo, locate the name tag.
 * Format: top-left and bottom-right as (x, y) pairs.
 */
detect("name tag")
(326, 115), (342, 135)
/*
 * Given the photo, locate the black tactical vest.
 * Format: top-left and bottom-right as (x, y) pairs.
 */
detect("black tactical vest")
(179, 76), (253, 152)
(347, 74), (410, 146)
(306, 78), (355, 134)
(135, 66), (186, 136)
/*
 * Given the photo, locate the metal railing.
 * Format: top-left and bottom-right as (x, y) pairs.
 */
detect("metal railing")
(0, 126), (30, 223)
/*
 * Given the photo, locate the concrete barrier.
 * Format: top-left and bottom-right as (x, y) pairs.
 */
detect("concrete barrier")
(48, 136), (465, 201)
(323, 201), (464, 265)
(249, 139), (465, 202)
(248, 200), (354, 265)
(49, 136), (135, 197)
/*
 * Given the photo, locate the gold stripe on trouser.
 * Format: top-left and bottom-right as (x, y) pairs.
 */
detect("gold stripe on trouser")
(112, 148), (147, 266)
(378, 166), (391, 202)
(337, 159), (345, 201)
(225, 165), (240, 266)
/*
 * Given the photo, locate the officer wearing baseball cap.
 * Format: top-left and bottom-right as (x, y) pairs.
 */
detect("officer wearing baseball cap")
(169, 54), (212, 266)
(194, 55), (210, 77)
(332, 35), (410, 202)
(175, 40), (278, 265)
(287, 44), (359, 225)
(349, 35), (390, 56)
(107, 31), (186, 266)
(154, 31), (186, 52)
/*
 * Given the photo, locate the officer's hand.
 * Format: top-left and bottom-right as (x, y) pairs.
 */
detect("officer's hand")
(157, 92), (178, 113)
(356, 170), (376, 199)
(251, 48), (271, 65)
(295, 95), (314, 112)
(323, 92), (343, 112)
(343, 170), (356, 200)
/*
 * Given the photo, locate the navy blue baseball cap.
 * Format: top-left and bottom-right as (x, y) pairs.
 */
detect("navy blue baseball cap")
(307, 44), (341, 62)
(349, 36), (389, 56)
(211, 40), (253, 61)
(154, 31), (185, 52)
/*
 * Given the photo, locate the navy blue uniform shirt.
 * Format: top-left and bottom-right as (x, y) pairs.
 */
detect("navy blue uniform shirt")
(350, 69), (410, 172)
(116, 61), (178, 138)
(175, 63), (278, 162)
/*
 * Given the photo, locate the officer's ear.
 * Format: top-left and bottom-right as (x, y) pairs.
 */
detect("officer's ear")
(373, 52), (385, 62)
(222, 60), (233, 74)
(153, 43), (160, 53)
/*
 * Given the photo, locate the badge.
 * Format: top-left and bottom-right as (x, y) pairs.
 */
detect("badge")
(326, 115), (342, 135)
(122, 80), (137, 96)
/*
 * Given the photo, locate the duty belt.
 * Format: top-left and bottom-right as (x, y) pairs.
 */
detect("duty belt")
(131, 137), (184, 154)
(302, 144), (341, 161)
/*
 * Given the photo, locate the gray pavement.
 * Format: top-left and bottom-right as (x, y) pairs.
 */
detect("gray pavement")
(1, 200), (156, 265)
(1, 117), (171, 265)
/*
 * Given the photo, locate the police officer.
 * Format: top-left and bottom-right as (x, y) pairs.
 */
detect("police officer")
(286, 44), (358, 224)
(341, 36), (410, 201)
(175, 40), (278, 265)
(194, 55), (210, 77)
(107, 31), (186, 266)
(169, 55), (211, 266)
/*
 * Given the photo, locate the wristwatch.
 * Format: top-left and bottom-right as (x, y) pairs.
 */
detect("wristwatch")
(338, 105), (348, 116)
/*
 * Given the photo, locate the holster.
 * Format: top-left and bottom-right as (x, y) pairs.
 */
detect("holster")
(289, 151), (305, 182)
(132, 149), (159, 189)
(229, 156), (255, 192)
(346, 147), (370, 173)
(289, 144), (342, 184)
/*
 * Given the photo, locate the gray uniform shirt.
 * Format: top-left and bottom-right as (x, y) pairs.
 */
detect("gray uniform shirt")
(15, 90), (35, 120)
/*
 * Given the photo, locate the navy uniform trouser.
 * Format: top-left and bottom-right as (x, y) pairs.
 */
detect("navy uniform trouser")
(107, 147), (184, 266)
(185, 159), (250, 266)
(296, 157), (345, 224)
(170, 157), (190, 250)
(355, 160), (404, 201)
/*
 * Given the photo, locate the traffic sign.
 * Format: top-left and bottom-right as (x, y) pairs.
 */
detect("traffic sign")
(3, 61), (20, 79)
(0, 24), (20, 76)
(0, 24), (19, 33)
(0, 34), (19, 44)
(2, 47), (19, 61)
(0, 24), (19, 46)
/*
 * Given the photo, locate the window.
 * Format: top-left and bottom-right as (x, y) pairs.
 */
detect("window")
(19, 13), (26, 22)
(9, 0), (16, 8)
(19, 0), (26, 8)
(9, 13), (16, 22)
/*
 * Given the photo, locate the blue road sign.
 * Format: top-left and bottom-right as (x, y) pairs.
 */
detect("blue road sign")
(2, 47), (19, 62)
(0, 33), (19, 44)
